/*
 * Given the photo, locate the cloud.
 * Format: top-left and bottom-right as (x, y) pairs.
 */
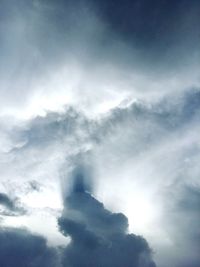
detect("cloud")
(0, 193), (16, 211)
(93, 0), (200, 57)
(0, 1), (200, 266)
(0, 0), (199, 119)
(0, 163), (156, 267)
(58, 165), (156, 267)
(0, 227), (60, 267)
(1, 88), (200, 266)
(0, 192), (26, 216)
(89, 88), (200, 266)
(159, 185), (200, 267)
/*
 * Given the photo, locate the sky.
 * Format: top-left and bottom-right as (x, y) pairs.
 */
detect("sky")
(0, 0), (200, 266)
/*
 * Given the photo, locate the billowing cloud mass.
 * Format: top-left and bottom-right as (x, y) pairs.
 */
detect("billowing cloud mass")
(0, 0), (200, 267)
(59, 165), (156, 267)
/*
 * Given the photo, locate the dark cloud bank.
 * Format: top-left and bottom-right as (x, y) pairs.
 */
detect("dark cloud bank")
(0, 167), (156, 267)
(0, 228), (60, 267)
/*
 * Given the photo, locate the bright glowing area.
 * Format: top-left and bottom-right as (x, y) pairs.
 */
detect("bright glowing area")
(124, 192), (159, 234)
(3, 211), (68, 246)
(22, 187), (62, 210)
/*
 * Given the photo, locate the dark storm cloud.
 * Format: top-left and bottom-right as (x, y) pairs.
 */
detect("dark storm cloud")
(44, 0), (200, 70)
(0, 227), (60, 267)
(42, 0), (200, 56)
(58, 166), (156, 267)
(1, 0), (199, 90)
(0, 193), (26, 216)
(93, 0), (200, 45)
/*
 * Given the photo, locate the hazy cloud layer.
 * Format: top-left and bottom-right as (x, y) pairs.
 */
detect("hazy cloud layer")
(0, 0), (199, 118)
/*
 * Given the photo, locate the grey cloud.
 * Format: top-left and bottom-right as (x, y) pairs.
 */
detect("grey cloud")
(92, 0), (200, 59)
(0, 227), (60, 267)
(58, 167), (156, 267)
(14, 88), (200, 153)
(29, 180), (41, 192)
(0, 192), (26, 216)
(88, 88), (200, 164)
(0, 193), (15, 211)
(104, 88), (200, 128)
(23, 108), (89, 148)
